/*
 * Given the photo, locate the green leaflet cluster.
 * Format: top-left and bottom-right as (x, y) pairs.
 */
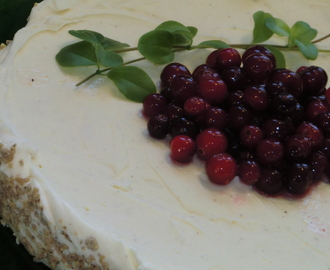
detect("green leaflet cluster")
(55, 11), (329, 103)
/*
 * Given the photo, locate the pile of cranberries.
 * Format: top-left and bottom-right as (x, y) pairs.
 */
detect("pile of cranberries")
(142, 45), (330, 197)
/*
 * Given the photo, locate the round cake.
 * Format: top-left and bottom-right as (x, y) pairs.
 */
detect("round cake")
(0, 0), (330, 269)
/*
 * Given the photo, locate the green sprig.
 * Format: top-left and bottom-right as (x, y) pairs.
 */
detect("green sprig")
(55, 11), (330, 103)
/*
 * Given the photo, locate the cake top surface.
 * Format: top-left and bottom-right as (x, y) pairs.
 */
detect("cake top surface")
(1, 0), (330, 269)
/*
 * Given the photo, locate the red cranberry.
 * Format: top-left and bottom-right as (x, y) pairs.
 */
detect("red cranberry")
(203, 107), (228, 130)
(314, 112), (330, 135)
(308, 151), (326, 182)
(243, 84), (269, 111)
(206, 50), (219, 69)
(184, 96), (209, 117)
(169, 74), (198, 104)
(262, 118), (288, 141)
(300, 66), (328, 96)
(256, 138), (284, 166)
(170, 117), (199, 139)
(160, 63), (191, 87)
(147, 114), (170, 139)
(268, 69), (303, 98)
(206, 153), (237, 185)
(242, 45), (276, 69)
(198, 78), (228, 105)
(196, 128), (228, 160)
(243, 53), (273, 82)
(305, 100), (330, 121)
(285, 134), (311, 160)
(221, 67), (248, 91)
(194, 68), (220, 84)
(255, 168), (283, 195)
(296, 122), (324, 148)
(143, 93), (167, 118)
(238, 159), (261, 185)
(215, 48), (241, 73)
(240, 125), (263, 148)
(228, 105), (253, 130)
(170, 135), (196, 163)
(285, 163), (312, 194)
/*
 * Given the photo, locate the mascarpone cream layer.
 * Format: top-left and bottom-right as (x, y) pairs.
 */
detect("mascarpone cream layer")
(1, 0), (330, 269)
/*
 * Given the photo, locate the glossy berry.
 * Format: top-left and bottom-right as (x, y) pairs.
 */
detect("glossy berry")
(296, 122), (323, 147)
(300, 66), (328, 96)
(256, 138), (284, 166)
(221, 67), (248, 91)
(238, 159), (261, 185)
(160, 63), (191, 87)
(163, 103), (185, 122)
(170, 135), (196, 163)
(308, 151), (326, 181)
(170, 117), (199, 139)
(196, 128), (228, 160)
(243, 84), (269, 111)
(143, 93), (167, 118)
(265, 80), (287, 96)
(243, 53), (273, 82)
(206, 50), (219, 69)
(262, 118), (288, 141)
(215, 48), (241, 73)
(198, 78), (228, 105)
(194, 68), (220, 84)
(314, 112), (330, 135)
(169, 74), (198, 104)
(255, 168), (283, 195)
(285, 134), (311, 160)
(242, 45), (276, 69)
(228, 105), (253, 130)
(285, 163), (312, 194)
(203, 107), (228, 130)
(271, 92), (297, 115)
(268, 69), (303, 98)
(305, 100), (330, 121)
(206, 153), (237, 185)
(184, 96), (209, 117)
(240, 125), (263, 148)
(225, 90), (244, 108)
(147, 114), (170, 139)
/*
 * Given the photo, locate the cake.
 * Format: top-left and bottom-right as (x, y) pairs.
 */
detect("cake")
(1, 0), (330, 269)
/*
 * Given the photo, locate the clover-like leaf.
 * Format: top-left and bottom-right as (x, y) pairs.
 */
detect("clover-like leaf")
(252, 11), (274, 43)
(69, 30), (105, 45)
(265, 17), (290, 37)
(138, 30), (175, 64)
(107, 66), (156, 102)
(95, 44), (123, 68)
(187, 26), (198, 38)
(155, 20), (194, 45)
(289, 21), (317, 47)
(294, 40), (318, 60)
(192, 40), (229, 49)
(56, 41), (97, 67)
(101, 37), (130, 50)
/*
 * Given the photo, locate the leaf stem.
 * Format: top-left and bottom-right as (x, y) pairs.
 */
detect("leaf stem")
(76, 70), (102, 86)
(312, 33), (330, 44)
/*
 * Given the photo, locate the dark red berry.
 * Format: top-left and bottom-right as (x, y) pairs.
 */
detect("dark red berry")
(228, 105), (253, 130)
(147, 114), (170, 139)
(143, 93), (167, 118)
(262, 118), (288, 141)
(196, 128), (228, 160)
(170, 117), (199, 139)
(206, 153), (237, 185)
(256, 138), (284, 166)
(243, 53), (273, 82)
(242, 45), (276, 69)
(198, 78), (228, 105)
(300, 66), (328, 96)
(170, 135), (196, 163)
(308, 151), (326, 182)
(305, 100), (330, 121)
(314, 112), (330, 135)
(285, 163), (312, 194)
(243, 84), (269, 111)
(169, 74), (198, 104)
(296, 122), (323, 148)
(271, 92), (297, 115)
(160, 63), (191, 87)
(238, 159), (261, 185)
(215, 48), (241, 73)
(240, 125), (263, 148)
(255, 168), (283, 195)
(285, 134), (311, 160)
(221, 67), (248, 91)
(163, 103), (185, 122)
(204, 107), (228, 130)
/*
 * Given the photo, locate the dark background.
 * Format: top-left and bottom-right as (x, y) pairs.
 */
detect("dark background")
(0, 1), (49, 269)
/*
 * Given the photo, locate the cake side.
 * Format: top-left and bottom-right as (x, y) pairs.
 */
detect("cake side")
(0, 0), (330, 270)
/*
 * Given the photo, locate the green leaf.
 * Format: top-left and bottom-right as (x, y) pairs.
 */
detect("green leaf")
(107, 66), (156, 102)
(252, 11), (274, 43)
(69, 30), (105, 45)
(264, 45), (286, 68)
(192, 40), (230, 49)
(289, 21), (317, 47)
(138, 30), (175, 64)
(265, 17), (290, 37)
(187, 26), (198, 38)
(95, 44), (123, 68)
(56, 41), (97, 67)
(101, 37), (130, 50)
(155, 20), (194, 45)
(294, 40), (318, 60)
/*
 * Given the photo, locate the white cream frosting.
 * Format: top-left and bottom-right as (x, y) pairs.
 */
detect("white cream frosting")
(1, 0), (330, 269)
